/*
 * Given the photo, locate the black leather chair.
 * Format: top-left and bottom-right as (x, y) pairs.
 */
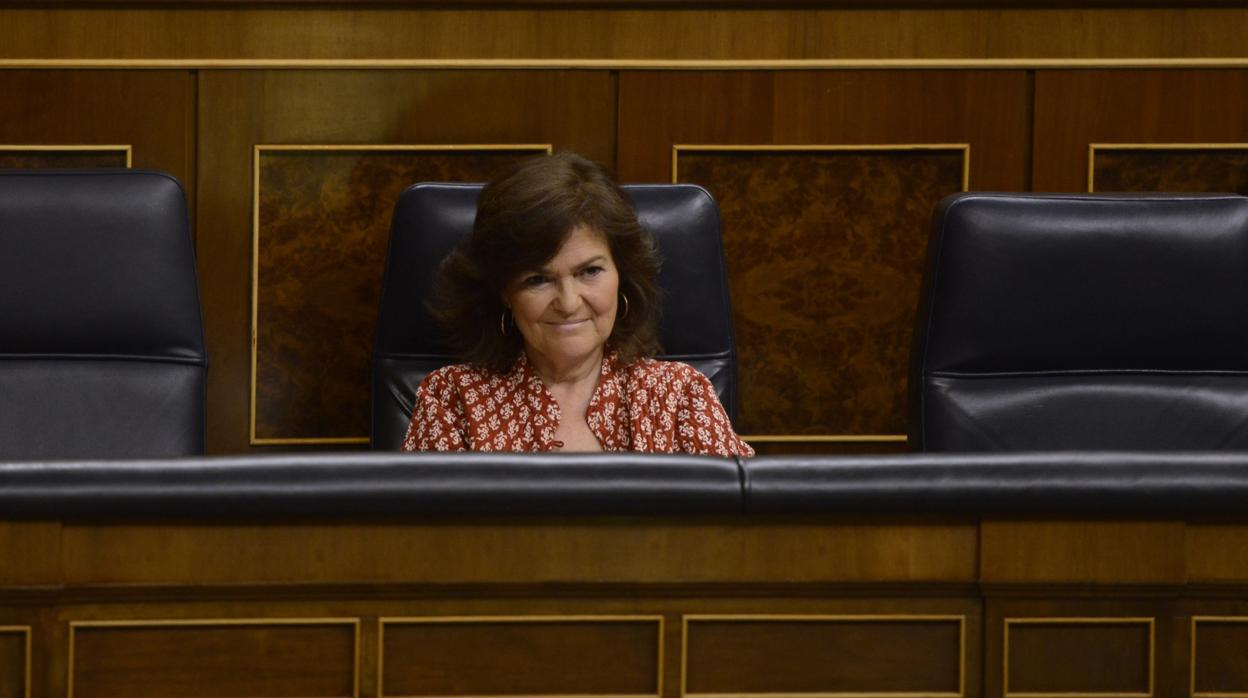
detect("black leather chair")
(911, 192), (1248, 451)
(0, 170), (207, 459)
(372, 183), (738, 450)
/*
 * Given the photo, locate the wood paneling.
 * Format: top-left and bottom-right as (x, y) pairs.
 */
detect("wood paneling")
(0, 71), (193, 205)
(57, 521), (976, 585)
(197, 70), (614, 453)
(253, 147), (544, 444)
(1004, 619), (1152, 696)
(70, 621), (357, 698)
(0, 9), (1247, 62)
(981, 521), (1185, 584)
(0, 149), (127, 169)
(677, 147), (964, 438)
(0, 523), (60, 587)
(1092, 146), (1248, 195)
(0, 629), (25, 698)
(1192, 618), (1248, 696)
(1033, 70), (1248, 191)
(620, 71), (1025, 445)
(683, 615), (963, 695)
(381, 617), (660, 697)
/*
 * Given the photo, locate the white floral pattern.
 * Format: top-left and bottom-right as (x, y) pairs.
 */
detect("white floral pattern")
(401, 352), (753, 456)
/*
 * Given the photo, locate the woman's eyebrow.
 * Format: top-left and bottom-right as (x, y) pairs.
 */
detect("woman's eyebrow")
(573, 255), (608, 270)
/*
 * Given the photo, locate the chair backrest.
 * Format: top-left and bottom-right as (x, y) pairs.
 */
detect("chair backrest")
(372, 183), (738, 450)
(911, 192), (1248, 451)
(0, 170), (207, 459)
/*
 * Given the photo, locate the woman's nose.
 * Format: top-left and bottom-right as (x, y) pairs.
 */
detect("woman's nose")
(553, 280), (581, 312)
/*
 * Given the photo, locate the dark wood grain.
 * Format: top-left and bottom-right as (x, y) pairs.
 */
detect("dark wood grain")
(1193, 620), (1248, 694)
(72, 623), (355, 698)
(254, 148), (541, 442)
(1094, 147), (1248, 194)
(678, 148), (963, 436)
(382, 619), (659, 696)
(0, 631), (23, 698)
(1005, 621), (1151, 694)
(197, 70), (614, 452)
(684, 618), (961, 694)
(0, 150), (126, 168)
(1033, 70), (1248, 191)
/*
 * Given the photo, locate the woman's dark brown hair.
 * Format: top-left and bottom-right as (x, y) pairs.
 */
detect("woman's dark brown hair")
(430, 151), (663, 373)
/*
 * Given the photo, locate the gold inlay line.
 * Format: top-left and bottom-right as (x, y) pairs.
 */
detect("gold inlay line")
(1087, 142), (1248, 193)
(249, 143), (552, 446)
(1190, 616), (1248, 698)
(682, 614), (966, 698)
(379, 615), (664, 698)
(1003, 617), (1154, 698)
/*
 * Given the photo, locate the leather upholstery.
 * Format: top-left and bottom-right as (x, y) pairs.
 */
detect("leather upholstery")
(0, 453), (743, 518)
(0, 170), (206, 459)
(372, 183), (739, 449)
(6, 451), (1248, 518)
(911, 193), (1248, 451)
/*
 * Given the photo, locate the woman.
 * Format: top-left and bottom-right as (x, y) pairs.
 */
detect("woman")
(401, 152), (753, 456)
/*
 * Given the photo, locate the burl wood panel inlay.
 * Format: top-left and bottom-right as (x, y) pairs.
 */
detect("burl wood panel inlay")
(1192, 619), (1248, 696)
(381, 618), (660, 697)
(1093, 148), (1248, 195)
(0, 630), (25, 698)
(254, 148), (543, 442)
(0, 150), (127, 169)
(1005, 620), (1152, 696)
(71, 622), (356, 698)
(677, 149), (964, 436)
(683, 617), (962, 695)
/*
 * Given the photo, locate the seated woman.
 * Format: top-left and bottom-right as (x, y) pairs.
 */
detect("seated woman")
(402, 152), (753, 456)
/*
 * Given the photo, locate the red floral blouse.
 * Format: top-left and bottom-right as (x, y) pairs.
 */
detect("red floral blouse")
(401, 352), (754, 456)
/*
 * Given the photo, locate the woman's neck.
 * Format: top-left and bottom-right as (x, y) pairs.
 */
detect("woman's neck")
(526, 348), (604, 390)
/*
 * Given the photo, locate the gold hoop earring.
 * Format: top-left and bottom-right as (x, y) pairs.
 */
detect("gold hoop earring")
(620, 294), (630, 319)
(499, 309), (509, 335)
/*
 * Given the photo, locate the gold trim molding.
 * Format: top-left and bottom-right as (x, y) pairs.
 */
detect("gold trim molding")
(0, 626), (31, 698)
(249, 143), (552, 446)
(3, 58), (1248, 71)
(1002, 617), (1155, 698)
(1088, 142), (1248, 192)
(378, 614), (665, 698)
(673, 143), (970, 445)
(680, 614), (967, 698)
(1190, 616), (1248, 698)
(68, 617), (361, 698)
(0, 144), (132, 167)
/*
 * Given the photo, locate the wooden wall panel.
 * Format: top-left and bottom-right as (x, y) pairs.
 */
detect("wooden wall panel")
(0, 628), (26, 698)
(70, 620), (357, 698)
(683, 615), (963, 696)
(1192, 618), (1248, 696)
(0, 148), (127, 169)
(620, 71), (1027, 447)
(1003, 619), (1153, 696)
(253, 146), (545, 444)
(1092, 146), (1248, 195)
(197, 70), (614, 453)
(0, 71), (193, 205)
(0, 8), (1247, 62)
(380, 617), (660, 697)
(1033, 70), (1248, 191)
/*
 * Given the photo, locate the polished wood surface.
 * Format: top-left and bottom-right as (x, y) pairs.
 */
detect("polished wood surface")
(1094, 147), (1248, 195)
(0, 629), (25, 698)
(0, 8), (1246, 62)
(1033, 70), (1248, 191)
(981, 521), (1186, 584)
(1191, 618), (1248, 695)
(382, 618), (659, 696)
(1004, 619), (1152, 695)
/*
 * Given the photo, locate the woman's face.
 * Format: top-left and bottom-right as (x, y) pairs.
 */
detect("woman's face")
(504, 225), (620, 374)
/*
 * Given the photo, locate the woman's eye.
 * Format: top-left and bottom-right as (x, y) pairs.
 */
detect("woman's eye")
(522, 274), (547, 287)
(581, 266), (604, 277)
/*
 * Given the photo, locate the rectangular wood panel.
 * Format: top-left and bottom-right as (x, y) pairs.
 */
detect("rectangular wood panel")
(1004, 618), (1153, 697)
(1192, 617), (1248, 697)
(251, 145), (546, 444)
(1091, 145), (1248, 194)
(1033, 70), (1248, 191)
(380, 616), (661, 697)
(0, 628), (27, 698)
(0, 147), (128, 169)
(683, 615), (964, 696)
(70, 620), (358, 698)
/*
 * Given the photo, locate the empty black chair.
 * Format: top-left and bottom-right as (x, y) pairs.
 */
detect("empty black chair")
(0, 170), (207, 459)
(911, 192), (1248, 451)
(372, 183), (738, 450)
